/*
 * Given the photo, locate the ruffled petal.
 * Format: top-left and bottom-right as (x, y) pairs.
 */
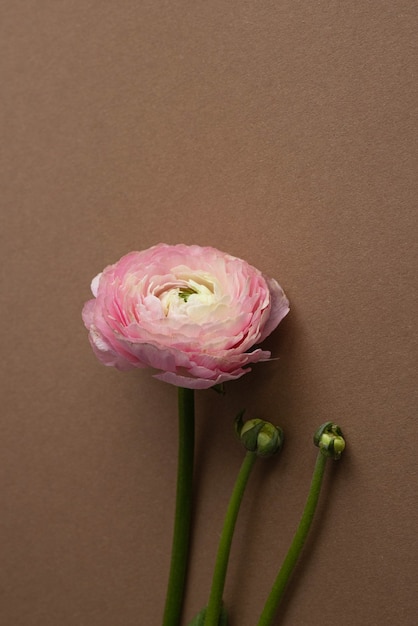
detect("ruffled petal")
(82, 244), (289, 388)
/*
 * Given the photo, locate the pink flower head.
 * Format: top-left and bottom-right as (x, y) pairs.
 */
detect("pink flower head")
(82, 244), (289, 389)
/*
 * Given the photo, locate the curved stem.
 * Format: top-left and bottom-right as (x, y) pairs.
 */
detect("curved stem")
(257, 452), (328, 626)
(162, 387), (195, 626)
(204, 451), (258, 626)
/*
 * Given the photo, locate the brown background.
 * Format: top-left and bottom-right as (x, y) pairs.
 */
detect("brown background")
(1, 2), (417, 625)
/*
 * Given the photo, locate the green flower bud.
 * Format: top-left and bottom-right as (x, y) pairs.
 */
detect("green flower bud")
(314, 422), (346, 460)
(235, 411), (284, 458)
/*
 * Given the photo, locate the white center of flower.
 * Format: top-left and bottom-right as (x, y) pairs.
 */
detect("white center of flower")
(159, 277), (218, 318)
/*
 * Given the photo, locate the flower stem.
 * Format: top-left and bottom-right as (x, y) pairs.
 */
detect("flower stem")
(256, 451), (328, 626)
(204, 451), (258, 626)
(162, 387), (195, 626)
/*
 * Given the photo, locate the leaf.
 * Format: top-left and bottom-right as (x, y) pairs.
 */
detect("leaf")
(219, 607), (229, 626)
(188, 605), (228, 625)
(187, 607), (206, 626)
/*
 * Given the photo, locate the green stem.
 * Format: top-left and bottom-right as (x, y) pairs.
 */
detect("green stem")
(162, 387), (195, 626)
(257, 452), (328, 626)
(204, 451), (258, 626)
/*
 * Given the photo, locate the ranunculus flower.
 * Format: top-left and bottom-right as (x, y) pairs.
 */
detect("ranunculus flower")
(82, 244), (289, 389)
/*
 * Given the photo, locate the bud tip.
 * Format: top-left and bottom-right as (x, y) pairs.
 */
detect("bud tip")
(314, 422), (346, 460)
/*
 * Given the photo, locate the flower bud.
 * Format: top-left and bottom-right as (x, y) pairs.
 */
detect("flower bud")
(314, 422), (346, 460)
(235, 411), (284, 458)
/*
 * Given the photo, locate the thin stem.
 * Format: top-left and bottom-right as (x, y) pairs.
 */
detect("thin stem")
(162, 387), (195, 626)
(204, 451), (258, 626)
(257, 452), (328, 626)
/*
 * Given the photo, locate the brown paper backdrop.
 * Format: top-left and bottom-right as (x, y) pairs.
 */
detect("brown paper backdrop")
(1, 2), (417, 625)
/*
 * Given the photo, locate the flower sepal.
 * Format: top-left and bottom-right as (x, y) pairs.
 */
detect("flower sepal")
(235, 411), (284, 458)
(314, 422), (346, 460)
(188, 604), (228, 625)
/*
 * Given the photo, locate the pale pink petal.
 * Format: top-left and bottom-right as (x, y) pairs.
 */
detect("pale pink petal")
(82, 244), (289, 389)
